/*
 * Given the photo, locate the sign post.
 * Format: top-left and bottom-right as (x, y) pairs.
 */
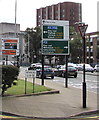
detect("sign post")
(78, 23), (88, 108)
(42, 20), (69, 87)
(25, 70), (36, 93)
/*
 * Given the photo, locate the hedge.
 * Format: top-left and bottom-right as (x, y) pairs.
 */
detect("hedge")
(1, 65), (19, 95)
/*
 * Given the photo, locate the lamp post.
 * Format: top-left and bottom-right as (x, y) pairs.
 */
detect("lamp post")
(76, 22), (88, 108)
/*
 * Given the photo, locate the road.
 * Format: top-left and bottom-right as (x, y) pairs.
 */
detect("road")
(19, 67), (98, 93)
(53, 73), (98, 93)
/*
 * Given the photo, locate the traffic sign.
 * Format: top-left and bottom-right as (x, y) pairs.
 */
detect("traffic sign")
(78, 24), (88, 38)
(43, 26), (64, 39)
(42, 19), (69, 40)
(25, 70), (36, 78)
(42, 40), (69, 55)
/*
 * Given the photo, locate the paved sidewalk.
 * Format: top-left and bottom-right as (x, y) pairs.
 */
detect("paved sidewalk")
(2, 68), (98, 119)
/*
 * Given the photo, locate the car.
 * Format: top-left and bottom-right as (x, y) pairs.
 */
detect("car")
(55, 65), (78, 78)
(61, 65), (78, 78)
(68, 63), (79, 70)
(36, 66), (55, 79)
(28, 63), (42, 70)
(94, 64), (99, 72)
(85, 64), (94, 73)
(76, 64), (94, 72)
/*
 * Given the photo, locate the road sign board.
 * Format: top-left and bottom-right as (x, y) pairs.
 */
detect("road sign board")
(42, 20), (69, 40)
(25, 70), (36, 78)
(1, 38), (19, 55)
(43, 26), (64, 39)
(42, 40), (69, 55)
(78, 25), (88, 38)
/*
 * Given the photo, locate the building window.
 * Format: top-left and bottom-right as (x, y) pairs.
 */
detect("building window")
(62, 9), (65, 12)
(90, 37), (93, 42)
(62, 14), (65, 18)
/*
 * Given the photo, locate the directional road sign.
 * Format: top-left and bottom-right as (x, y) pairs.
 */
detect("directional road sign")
(43, 26), (64, 39)
(42, 40), (69, 55)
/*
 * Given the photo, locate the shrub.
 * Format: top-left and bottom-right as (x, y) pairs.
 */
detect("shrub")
(1, 65), (19, 95)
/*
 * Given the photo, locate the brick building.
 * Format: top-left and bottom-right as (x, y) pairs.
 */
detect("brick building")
(36, 2), (82, 31)
(86, 31), (99, 65)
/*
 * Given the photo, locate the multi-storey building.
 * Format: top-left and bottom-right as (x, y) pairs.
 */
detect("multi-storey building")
(86, 31), (99, 65)
(36, 2), (82, 31)
(0, 22), (26, 65)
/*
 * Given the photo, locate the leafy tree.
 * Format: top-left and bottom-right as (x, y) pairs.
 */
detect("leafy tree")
(24, 27), (42, 63)
(2, 65), (19, 95)
(70, 32), (82, 63)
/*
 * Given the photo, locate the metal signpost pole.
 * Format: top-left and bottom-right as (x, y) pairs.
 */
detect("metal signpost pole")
(78, 23), (88, 108)
(33, 76), (35, 93)
(25, 70), (27, 94)
(65, 55), (68, 88)
(82, 34), (86, 108)
(42, 55), (44, 85)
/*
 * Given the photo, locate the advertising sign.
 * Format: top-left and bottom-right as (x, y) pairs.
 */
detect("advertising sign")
(1, 38), (19, 55)
(42, 40), (69, 55)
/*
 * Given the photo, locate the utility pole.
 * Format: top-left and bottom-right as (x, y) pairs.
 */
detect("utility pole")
(15, 0), (17, 38)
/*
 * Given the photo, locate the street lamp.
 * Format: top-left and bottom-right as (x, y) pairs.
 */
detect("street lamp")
(75, 22), (88, 108)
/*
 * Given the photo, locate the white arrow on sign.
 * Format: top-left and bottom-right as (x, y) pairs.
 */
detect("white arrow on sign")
(64, 46), (68, 49)
(78, 24), (88, 38)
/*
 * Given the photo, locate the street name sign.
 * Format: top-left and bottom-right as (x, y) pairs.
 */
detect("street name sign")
(42, 40), (69, 55)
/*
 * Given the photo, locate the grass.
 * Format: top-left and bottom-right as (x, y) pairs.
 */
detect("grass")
(5, 79), (52, 95)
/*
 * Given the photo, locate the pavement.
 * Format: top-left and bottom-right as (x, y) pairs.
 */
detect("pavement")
(2, 67), (99, 119)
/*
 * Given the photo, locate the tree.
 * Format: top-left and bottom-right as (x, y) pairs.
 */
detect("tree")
(24, 27), (42, 63)
(70, 32), (82, 63)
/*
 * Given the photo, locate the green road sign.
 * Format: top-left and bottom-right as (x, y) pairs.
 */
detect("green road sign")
(43, 26), (64, 39)
(42, 40), (69, 55)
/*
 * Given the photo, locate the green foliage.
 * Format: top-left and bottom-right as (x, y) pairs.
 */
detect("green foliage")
(70, 33), (82, 63)
(2, 65), (19, 95)
(24, 27), (42, 63)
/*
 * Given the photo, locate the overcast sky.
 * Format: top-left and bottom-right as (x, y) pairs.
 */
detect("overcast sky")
(0, 0), (98, 33)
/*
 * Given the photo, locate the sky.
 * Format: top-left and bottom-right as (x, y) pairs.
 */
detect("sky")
(0, 0), (98, 33)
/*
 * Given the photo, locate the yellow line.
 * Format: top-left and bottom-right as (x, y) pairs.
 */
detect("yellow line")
(87, 116), (99, 119)
(0, 115), (20, 119)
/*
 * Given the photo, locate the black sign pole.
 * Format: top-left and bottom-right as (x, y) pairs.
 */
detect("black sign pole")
(82, 35), (86, 108)
(65, 55), (68, 88)
(25, 77), (27, 94)
(78, 24), (88, 108)
(42, 55), (44, 85)
(33, 76), (35, 93)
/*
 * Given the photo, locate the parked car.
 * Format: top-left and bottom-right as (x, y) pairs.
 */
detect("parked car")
(94, 64), (99, 72)
(36, 66), (55, 79)
(85, 64), (94, 73)
(77, 64), (94, 72)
